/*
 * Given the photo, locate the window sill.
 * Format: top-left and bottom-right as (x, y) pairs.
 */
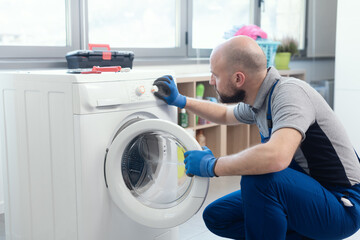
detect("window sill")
(0, 57), (211, 71)
(0, 55), (334, 71)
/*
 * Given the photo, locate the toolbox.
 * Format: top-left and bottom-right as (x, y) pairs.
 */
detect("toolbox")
(66, 44), (135, 69)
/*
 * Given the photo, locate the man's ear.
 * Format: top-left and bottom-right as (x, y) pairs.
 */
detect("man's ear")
(234, 72), (245, 87)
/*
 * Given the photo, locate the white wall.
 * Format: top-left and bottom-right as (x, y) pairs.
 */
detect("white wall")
(334, 0), (360, 91)
(0, 148), (3, 214)
(334, 0), (360, 153)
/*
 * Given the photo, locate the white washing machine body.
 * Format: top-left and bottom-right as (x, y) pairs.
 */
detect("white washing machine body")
(0, 70), (209, 240)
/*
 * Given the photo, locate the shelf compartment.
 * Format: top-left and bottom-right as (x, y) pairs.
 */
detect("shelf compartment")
(227, 124), (250, 155)
(196, 126), (222, 158)
(249, 124), (261, 147)
(177, 82), (195, 127)
(196, 80), (217, 99)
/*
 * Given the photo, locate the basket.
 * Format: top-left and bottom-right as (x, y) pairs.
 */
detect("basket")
(256, 40), (281, 68)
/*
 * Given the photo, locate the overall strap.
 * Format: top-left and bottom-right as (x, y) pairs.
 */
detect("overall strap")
(260, 79), (279, 143)
(266, 79), (280, 133)
(355, 149), (360, 162)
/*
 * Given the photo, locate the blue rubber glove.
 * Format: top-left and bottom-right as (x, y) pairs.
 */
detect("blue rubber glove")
(184, 146), (218, 177)
(153, 75), (186, 108)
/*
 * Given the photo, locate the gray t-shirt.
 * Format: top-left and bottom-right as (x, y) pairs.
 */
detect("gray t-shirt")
(234, 67), (360, 187)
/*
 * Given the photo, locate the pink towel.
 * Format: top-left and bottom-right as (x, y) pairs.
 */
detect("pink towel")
(234, 25), (267, 40)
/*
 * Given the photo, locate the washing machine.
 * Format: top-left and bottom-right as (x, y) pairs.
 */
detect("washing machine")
(0, 69), (209, 240)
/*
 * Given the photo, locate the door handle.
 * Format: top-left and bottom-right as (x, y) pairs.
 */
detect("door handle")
(96, 98), (122, 107)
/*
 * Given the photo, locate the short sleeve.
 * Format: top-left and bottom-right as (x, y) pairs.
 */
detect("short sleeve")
(271, 83), (316, 140)
(233, 103), (256, 124)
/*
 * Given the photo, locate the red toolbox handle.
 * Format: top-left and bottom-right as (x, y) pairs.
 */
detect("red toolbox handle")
(80, 66), (122, 74)
(92, 66), (122, 72)
(88, 43), (112, 60)
(88, 43), (110, 51)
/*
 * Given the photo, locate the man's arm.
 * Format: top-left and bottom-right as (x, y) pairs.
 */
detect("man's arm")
(214, 127), (302, 176)
(152, 76), (241, 125)
(185, 97), (240, 125)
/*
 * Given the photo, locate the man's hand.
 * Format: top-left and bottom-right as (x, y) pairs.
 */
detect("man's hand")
(153, 75), (186, 108)
(184, 146), (218, 177)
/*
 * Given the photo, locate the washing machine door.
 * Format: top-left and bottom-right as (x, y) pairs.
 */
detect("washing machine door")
(105, 119), (209, 228)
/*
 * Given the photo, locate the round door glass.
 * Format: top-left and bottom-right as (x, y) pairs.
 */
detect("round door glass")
(121, 131), (192, 209)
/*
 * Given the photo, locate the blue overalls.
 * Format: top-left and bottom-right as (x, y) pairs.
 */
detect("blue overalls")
(203, 80), (360, 240)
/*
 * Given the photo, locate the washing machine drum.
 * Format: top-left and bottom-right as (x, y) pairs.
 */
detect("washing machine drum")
(121, 131), (192, 208)
(105, 119), (209, 228)
(122, 134), (153, 190)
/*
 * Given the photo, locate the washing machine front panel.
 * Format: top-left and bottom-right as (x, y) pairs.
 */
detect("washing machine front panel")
(105, 119), (209, 228)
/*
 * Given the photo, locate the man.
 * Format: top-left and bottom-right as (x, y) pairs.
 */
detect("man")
(153, 36), (360, 240)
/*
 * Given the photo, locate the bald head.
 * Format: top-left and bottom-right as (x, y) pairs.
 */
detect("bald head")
(211, 36), (267, 77)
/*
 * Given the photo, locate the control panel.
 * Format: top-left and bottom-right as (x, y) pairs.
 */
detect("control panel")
(128, 80), (159, 103)
(73, 77), (169, 114)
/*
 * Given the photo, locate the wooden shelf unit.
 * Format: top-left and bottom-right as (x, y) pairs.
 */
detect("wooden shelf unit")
(176, 69), (306, 158)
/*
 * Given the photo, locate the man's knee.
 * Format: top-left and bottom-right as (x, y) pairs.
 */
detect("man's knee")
(202, 201), (219, 228)
(203, 201), (244, 238)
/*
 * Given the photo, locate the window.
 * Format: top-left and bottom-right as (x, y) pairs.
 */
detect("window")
(191, 0), (251, 49)
(0, 0), (308, 63)
(189, 0), (252, 57)
(88, 0), (178, 48)
(260, 0), (306, 50)
(87, 0), (186, 57)
(0, 0), (67, 46)
(0, 0), (80, 59)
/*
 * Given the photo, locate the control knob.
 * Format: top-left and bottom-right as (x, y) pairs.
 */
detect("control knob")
(135, 85), (146, 96)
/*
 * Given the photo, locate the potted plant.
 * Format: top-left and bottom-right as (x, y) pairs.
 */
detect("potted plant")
(274, 37), (299, 70)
